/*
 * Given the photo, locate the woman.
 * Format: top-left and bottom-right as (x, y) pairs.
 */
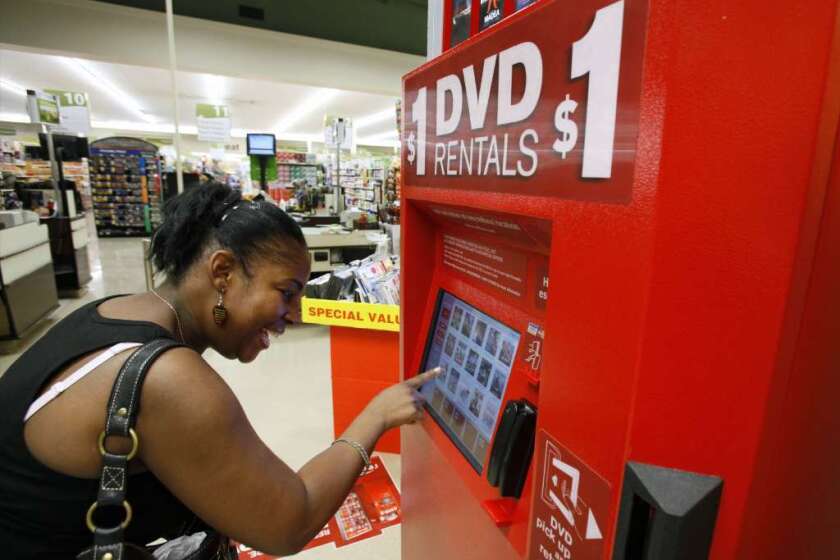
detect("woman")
(0, 182), (437, 558)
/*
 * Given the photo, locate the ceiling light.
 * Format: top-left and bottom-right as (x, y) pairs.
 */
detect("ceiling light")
(58, 57), (155, 123)
(275, 131), (323, 143)
(0, 112), (30, 123)
(358, 129), (398, 141)
(89, 120), (197, 135)
(0, 78), (27, 97)
(354, 107), (397, 131)
(274, 88), (341, 133)
(202, 74), (227, 107)
(358, 138), (400, 148)
(357, 129), (399, 148)
(91, 120), (170, 133)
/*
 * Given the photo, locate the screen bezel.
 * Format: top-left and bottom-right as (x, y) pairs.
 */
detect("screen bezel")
(418, 289), (520, 474)
(246, 133), (276, 156)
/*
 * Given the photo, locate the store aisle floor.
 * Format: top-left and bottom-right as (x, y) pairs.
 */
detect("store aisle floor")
(0, 234), (401, 560)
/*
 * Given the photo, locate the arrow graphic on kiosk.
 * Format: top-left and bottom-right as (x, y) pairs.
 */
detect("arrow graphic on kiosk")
(547, 456), (602, 541)
(586, 509), (602, 540)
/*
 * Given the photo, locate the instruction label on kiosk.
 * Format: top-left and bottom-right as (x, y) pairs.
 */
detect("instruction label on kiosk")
(302, 298), (400, 332)
(442, 234), (527, 300)
(529, 430), (611, 560)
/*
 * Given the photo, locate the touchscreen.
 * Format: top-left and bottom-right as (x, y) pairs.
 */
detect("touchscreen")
(420, 291), (521, 473)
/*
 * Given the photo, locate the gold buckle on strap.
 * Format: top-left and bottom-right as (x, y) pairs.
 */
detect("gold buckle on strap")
(86, 500), (133, 532)
(97, 428), (139, 461)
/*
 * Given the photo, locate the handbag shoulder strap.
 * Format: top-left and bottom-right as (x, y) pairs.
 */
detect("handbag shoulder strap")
(86, 338), (184, 560)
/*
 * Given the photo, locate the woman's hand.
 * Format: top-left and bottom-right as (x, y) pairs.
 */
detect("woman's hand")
(364, 367), (442, 431)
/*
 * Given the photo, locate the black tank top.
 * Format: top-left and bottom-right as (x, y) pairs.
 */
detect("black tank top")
(0, 296), (199, 559)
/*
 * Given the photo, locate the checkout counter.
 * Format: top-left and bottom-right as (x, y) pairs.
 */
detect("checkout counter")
(43, 213), (92, 292)
(301, 226), (379, 274)
(0, 210), (59, 339)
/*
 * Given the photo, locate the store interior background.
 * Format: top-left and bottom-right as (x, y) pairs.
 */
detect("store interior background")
(0, 0), (429, 183)
(0, 1), (442, 558)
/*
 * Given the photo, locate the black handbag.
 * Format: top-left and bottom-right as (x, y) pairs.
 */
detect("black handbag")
(76, 339), (236, 560)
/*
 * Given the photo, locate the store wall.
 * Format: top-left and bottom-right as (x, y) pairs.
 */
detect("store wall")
(0, 0), (424, 97)
(0, 122), (229, 155)
(1, 121), (396, 163)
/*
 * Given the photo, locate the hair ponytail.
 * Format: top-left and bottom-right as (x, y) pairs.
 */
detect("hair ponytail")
(149, 183), (305, 283)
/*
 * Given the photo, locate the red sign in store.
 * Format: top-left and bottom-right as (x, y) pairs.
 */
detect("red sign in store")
(529, 430), (612, 560)
(403, 0), (648, 202)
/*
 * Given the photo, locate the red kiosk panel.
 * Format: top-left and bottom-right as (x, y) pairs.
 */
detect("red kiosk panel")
(402, 0), (651, 557)
(402, 0), (840, 558)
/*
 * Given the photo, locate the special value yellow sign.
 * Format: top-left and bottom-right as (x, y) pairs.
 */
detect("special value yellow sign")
(301, 298), (400, 332)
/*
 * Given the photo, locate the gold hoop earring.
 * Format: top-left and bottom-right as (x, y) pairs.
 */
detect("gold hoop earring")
(213, 290), (228, 325)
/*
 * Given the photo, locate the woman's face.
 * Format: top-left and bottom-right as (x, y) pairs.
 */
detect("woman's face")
(215, 246), (310, 363)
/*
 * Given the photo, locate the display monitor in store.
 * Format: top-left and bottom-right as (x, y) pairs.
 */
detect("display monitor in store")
(246, 133), (276, 156)
(419, 290), (521, 473)
(39, 133), (89, 162)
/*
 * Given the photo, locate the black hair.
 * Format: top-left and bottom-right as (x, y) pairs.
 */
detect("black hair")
(150, 182), (306, 283)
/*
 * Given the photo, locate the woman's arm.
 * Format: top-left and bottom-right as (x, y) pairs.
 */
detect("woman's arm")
(137, 347), (436, 556)
(290, 371), (434, 549)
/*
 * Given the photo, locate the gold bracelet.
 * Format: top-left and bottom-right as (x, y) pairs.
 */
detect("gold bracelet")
(332, 438), (371, 467)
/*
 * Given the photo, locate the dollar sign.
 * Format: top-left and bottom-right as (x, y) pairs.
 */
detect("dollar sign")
(553, 94), (579, 158)
(406, 131), (417, 164)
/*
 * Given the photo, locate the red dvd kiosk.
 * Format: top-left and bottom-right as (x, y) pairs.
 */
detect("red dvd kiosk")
(400, 0), (840, 559)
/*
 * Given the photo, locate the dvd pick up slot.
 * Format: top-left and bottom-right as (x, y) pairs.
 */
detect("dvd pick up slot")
(481, 498), (518, 527)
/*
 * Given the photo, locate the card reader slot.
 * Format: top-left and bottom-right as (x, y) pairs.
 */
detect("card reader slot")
(487, 399), (537, 499)
(487, 400), (521, 487)
(498, 400), (537, 498)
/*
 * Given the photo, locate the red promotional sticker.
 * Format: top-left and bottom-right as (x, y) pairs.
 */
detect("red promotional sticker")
(236, 456), (401, 558)
(529, 430), (612, 560)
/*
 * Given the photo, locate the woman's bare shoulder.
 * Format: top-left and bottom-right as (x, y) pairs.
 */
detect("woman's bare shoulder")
(97, 293), (167, 324)
(138, 347), (242, 437)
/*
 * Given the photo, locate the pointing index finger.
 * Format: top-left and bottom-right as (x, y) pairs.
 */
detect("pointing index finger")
(406, 367), (442, 389)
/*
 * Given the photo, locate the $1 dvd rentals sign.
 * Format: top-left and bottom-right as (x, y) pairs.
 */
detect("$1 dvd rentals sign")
(402, 0), (648, 202)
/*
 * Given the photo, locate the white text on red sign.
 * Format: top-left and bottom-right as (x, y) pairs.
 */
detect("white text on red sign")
(406, 1), (625, 180)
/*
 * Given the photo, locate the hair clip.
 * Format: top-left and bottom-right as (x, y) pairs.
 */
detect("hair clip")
(220, 203), (240, 223)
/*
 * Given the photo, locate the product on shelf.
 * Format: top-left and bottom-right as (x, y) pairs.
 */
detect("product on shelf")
(1, 151), (93, 211)
(274, 151), (322, 188)
(0, 139), (25, 163)
(380, 163), (401, 224)
(89, 137), (162, 237)
(304, 255), (399, 305)
(327, 158), (398, 215)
